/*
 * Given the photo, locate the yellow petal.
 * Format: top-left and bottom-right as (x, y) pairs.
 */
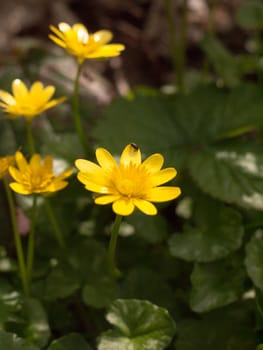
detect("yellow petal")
(146, 186), (181, 202)
(92, 30), (113, 45)
(150, 168), (177, 186)
(134, 199), (157, 215)
(120, 144), (141, 167)
(112, 199), (135, 216)
(142, 153), (164, 174)
(45, 97), (67, 110)
(12, 79), (28, 98)
(49, 25), (66, 40)
(48, 34), (67, 48)
(15, 152), (28, 172)
(75, 159), (102, 173)
(0, 90), (15, 105)
(30, 154), (41, 171)
(85, 44), (125, 58)
(8, 166), (23, 183)
(77, 174), (111, 194)
(46, 180), (68, 192)
(96, 148), (117, 170)
(9, 182), (31, 195)
(56, 168), (73, 181)
(95, 195), (119, 205)
(58, 22), (71, 33)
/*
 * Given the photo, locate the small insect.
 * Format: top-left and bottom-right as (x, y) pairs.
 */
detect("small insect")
(130, 143), (138, 150)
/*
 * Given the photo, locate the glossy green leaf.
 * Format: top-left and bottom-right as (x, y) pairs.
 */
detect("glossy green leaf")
(189, 144), (263, 210)
(0, 330), (39, 350)
(169, 199), (244, 262)
(47, 333), (92, 350)
(0, 279), (20, 327)
(94, 85), (263, 171)
(175, 303), (258, 350)
(236, 1), (263, 29)
(245, 230), (263, 290)
(201, 35), (241, 87)
(98, 299), (176, 350)
(190, 255), (246, 312)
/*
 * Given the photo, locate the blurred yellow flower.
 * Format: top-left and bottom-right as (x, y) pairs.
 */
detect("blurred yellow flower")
(9, 152), (73, 195)
(49, 22), (125, 64)
(0, 155), (14, 179)
(75, 144), (181, 216)
(0, 79), (66, 121)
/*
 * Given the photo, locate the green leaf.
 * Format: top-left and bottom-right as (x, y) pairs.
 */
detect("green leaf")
(94, 85), (263, 171)
(189, 144), (263, 210)
(175, 302), (258, 350)
(190, 255), (246, 312)
(98, 299), (176, 350)
(121, 268), (175, 310)
(0, 330), (39, 350)
(236, 0), (263, 29)
(82, 276), (118, 309)
(44, 265), (80, 300)
(0, 279), (20, 327)
(245, 230), (263, 290)
(20, 298), (50, 348)
(201, 35), (241, 87)
(126, 212), (167, 243)
(168, 199), (244, 262)
(47, 333), (92, 350)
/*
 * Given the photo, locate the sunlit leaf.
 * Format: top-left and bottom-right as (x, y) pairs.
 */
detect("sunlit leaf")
(98, 299), (176, 350)
(245, 230), (263, 290)
(0, 330), (39, 350)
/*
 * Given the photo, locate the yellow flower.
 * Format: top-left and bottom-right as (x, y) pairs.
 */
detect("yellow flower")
(75, 144), (181, 216)
(0, 79), (66, 121)
(9, 152), (73, 195)
(0, 155), (14, 179)
(49, 22), (125, 64)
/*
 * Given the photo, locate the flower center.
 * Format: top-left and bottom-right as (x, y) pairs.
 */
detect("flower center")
(22, 168), (54, 192)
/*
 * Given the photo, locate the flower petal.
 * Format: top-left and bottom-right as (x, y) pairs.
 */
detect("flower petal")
(30, 154), (41, 171)
(95, 195), (119, 205)
(0, 91), (16, 105)
(12, 79), (28, 98)
(75, 159), (102, 173)
(92, 30), (113, 45)
(85, 44), (125, 58)
(96, 148), (117, 170)
(77, 174), (111, 194)
(58, 22), (71, 33)
(46, 180), (69, 192)
(150, 168), (177, 186)
(112, 199), (135, 216)
(9, 182), (30, 195)
(142, 153), (164, 174)
(15, 152), (28, 172)
(134, 199), (157, 215)
(48, 35), (67, 48)
(146, 186), (181, 202)
(8, 166), (23, 183)
(120, 144), (141, 167)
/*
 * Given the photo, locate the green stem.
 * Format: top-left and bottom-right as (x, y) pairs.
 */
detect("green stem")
(108, 215), (122, 278)
(26, 119), (36, 155)
(3, 177), (29, 295)
(44, 197), (66, 249)
(73, 62), (89, 155)
(26, 195), (37, 287)
(165, 0), (188, 92)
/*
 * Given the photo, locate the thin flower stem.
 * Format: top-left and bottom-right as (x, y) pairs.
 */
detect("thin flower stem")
(3, 177), (29, 296)
(165, 0), (188, 93)
(73, 62), (89, 155)
(26, 119), (36, 155)
(27, 195), (37, 287)
(44, 197), (66, 249)
(108, 214), (122, 278)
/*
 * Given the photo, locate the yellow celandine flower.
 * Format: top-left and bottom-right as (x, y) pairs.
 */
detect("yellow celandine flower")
(9, 152), (73, 195)
(49, 22), (125, 64)
(75, 144), (181, 216)
(0, 79), (66, 121)
(0, 155), (14, 179)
